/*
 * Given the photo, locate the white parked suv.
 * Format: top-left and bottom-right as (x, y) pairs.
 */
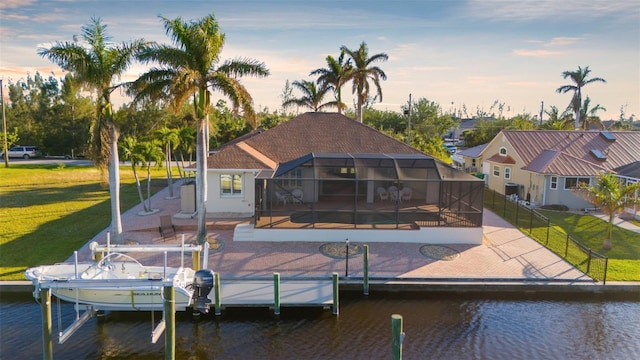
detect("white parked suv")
(1, 146), (41, 159)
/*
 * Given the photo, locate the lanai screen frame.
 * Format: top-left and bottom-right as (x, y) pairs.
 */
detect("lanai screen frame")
(256, 153), (484, 229)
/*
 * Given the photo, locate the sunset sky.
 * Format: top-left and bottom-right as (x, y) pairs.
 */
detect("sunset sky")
(1, 0), (638, 120)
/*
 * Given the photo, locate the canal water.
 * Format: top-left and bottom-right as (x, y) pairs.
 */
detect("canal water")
(1, 292), (639, 359)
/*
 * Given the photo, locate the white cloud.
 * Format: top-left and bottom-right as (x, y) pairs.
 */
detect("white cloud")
(545, 37), (581, 47)
(513, 49), (564, 57)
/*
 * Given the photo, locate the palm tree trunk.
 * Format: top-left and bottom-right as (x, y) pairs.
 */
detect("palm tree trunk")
(166, 143), (174, 198)
(108, 123), (123, 243)
(146, 164), (153, 211)
(132, 165), (148, 212)
(195, 115), (208, 244)
(603, 212), (614, 250)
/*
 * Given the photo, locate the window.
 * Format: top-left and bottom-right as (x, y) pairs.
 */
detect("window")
(504, 167), (511, 180)
(282, 168), (303, 188)
(493, 166), (500, 177)
(471, 159), (476, 167)
(550, 176), (558, 190)
(220, 174), (242, 197)
(499, 147), (507, 156)
(564, 177), (590, 190)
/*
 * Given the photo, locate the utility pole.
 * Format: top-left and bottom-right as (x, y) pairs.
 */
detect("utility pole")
(404, 93), (412, 145)
(1, 79), (9, 167)
(539, 101), (544, 127)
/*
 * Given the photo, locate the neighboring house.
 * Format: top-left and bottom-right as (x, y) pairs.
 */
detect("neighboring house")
(478, 130), (640, 210)
(201, 112), (484, 244)
(453, 143), (488, 176)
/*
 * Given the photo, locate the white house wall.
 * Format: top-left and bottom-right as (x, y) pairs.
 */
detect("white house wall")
(207, 170), (256, 218)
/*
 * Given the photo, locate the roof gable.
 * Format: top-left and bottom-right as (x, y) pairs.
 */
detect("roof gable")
(208, 112), (422, 169)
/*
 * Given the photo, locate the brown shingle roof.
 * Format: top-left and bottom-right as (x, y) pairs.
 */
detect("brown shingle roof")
(498, 130), (640, 176)
(208, 112), (423, 169)
(486, 154), (516, 164)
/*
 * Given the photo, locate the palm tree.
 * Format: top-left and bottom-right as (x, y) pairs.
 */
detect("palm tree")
(578, 96), (606, 130)
(281, 80), (332, 112)
(131, 13), (269, 244)
(155, 126), (180, 198)
(38, 18), (147, 243)
(310, 53), (352, 113)
(574, 172), (640, 250)
(541, 106), (573, 130)
(556, 66), (606, 130)
(120, 136), (149, 213)
(139, 140), (165, 212)
(175, 125), (196, 179)
(340, 42), (388, 123)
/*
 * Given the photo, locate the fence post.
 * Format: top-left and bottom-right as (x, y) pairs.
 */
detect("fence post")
(492, 189), (496, 208)
(363, 244), (369, 296)
(503, 194), (507, 217)
(565, 234), (569, 257)
(586, 250), (592, 274)
(332, 273), (339, 316)
(603, 258), (608, 285)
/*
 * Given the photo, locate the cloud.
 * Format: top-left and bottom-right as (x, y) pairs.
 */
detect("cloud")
(0, 0), (35, 9)
(513, 49), (564, 57)
(545, 37), (581, 47)
(466, 0), (638, 22)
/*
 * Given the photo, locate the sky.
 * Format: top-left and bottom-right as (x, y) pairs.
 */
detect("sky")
(1, 0), (639, 121)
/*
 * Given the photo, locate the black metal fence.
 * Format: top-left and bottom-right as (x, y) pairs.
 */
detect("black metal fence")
(484, 189), (608, 284)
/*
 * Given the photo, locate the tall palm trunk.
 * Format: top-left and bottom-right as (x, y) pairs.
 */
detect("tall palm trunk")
(195, 115), (208, 244)
(108, 122), (123, 243)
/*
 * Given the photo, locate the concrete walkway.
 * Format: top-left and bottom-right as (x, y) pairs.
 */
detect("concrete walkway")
(72, 185), (590, 283)
(592, 213), (640, 233)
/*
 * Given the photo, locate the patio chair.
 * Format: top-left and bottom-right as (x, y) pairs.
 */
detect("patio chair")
(292, 189), (303, 204)
(159, 215), (177, 241)
(275, 191), (288, 205)
(400, 187), (412, 202)
(387, 186), (399, 202)
(377, 187), (388, 201)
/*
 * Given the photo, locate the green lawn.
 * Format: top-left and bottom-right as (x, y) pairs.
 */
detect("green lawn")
(537, 210), (640, 281)
(0, 164), (170, 280)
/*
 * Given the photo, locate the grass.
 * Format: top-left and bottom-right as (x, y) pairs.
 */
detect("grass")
(0, 163), (171, 281)
(538, 210), (640, 281)
(484, 189), (640, 281)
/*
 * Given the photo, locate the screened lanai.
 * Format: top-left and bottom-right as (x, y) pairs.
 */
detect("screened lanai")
(255, 153), (484, 230)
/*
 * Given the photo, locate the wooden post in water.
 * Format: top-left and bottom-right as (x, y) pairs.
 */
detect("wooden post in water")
(391, 314), (404, 360)
(164, 284), (175, 360)
(363, 244), (369, 296)
(332, 273), (339, 315)
(214, 272), (222, 315)
(273, 272), (281, 315)
(192, 250), (201, 271)
(40, 287), (53, 360)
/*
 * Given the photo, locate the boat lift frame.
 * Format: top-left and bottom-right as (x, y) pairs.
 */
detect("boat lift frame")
(35, 235), (210, 359)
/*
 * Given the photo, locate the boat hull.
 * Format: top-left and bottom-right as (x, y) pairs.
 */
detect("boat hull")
(25, 256), (199, 312)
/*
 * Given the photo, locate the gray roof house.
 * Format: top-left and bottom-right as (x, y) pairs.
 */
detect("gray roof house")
(478, 130), (640, 210)
(201, 112), (484, 244)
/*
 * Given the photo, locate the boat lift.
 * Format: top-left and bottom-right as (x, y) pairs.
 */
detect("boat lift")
(35, 234), (210, 359)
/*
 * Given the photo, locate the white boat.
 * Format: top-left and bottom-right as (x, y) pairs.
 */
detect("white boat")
(25, 243), (215, 313)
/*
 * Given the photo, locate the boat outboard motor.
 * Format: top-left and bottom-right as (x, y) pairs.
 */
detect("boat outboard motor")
(192, 269), (215, 315)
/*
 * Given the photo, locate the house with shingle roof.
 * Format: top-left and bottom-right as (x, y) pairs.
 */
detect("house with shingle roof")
(201, 112), (485, 244)
(479, 130), (640, 210)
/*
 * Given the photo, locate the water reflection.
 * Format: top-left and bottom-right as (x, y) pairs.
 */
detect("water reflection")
(1, 293), (638, 359)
